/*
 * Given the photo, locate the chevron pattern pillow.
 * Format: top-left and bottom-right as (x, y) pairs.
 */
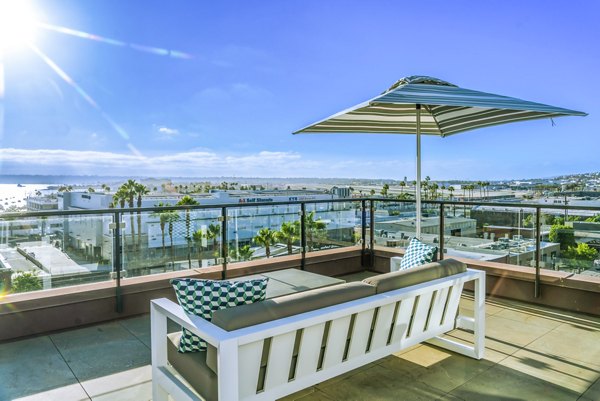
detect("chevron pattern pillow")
(400, 238), (438, 270)
(171, 277), (269, 353)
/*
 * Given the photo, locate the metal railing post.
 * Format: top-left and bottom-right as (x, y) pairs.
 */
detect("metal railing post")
(221, 207), (228, 280)
(369, 200), (375, 268)
(361, 200), (367, 267)
(535, 207), (541, 298)
(113, 211), (123, 313)
(300, 203), (307, 270)
(439, 203), (445, 260)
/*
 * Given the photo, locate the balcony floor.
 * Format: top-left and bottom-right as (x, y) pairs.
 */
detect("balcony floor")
(1, 286), (599, 400)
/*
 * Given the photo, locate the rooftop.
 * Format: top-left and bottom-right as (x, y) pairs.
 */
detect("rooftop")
(1, 280), (599, 401)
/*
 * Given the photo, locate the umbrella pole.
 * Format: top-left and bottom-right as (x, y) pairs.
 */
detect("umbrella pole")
(415, 104), (422, 239)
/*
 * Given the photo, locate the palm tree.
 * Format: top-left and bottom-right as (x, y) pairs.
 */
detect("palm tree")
(254, 227), (276, 258)
(237, 245), (254, 261)
(192, 229), (205, 267)
(134, 183), (150, 249)
(448, 186), (455, 200)
(399, 180), (406, 194)
(121, 180), (138, 250)
(176, 195), (199, 268)
(276, 221), (299, 255)
(167, 210), (180, 260)
(305, 211), (327, 251)
(150, 202), (170, 257)
(205, 223), (221, 264)
(381, 183), (389, 197)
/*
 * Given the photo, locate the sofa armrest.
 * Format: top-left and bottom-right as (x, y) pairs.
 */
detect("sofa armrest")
(150, 298), (232, 348)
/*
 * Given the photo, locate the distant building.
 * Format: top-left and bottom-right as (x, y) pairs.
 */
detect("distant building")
(26, 197), (58, 211)
(59, 189), (356, 267)
(331, 186), (352, 198)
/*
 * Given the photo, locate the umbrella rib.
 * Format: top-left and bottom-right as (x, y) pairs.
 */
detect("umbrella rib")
(423, 104), (445, 137)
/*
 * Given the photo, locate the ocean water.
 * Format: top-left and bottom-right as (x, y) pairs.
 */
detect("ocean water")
(0, 184), (52, 210)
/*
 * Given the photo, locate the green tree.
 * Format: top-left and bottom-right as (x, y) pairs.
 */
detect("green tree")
(522, 214), (534, 228)
(585, 214), (600, 223)
(176, 195), (199, 269)
(276, 221), (299, 255)
(150, 202), (171, 257)
(87, 187), (95, 193)
(192, 229), (205, 267)
(254, 227), (277, 258)
(305, 211), (327, 251)
(120, 180), (138, 250)
(166, 210), (180, 260)
(563, 243), (599, 269)
(11, 271), (42, 293)
(229, 244), (254, 262)
(135, 183), (149, 249)
(206, 223), (221, 264)
(381, 183), (389, 197)
(549, 224), (576, 250)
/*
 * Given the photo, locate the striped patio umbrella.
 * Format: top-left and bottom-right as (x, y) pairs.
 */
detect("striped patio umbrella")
(294, 76), (587, 238)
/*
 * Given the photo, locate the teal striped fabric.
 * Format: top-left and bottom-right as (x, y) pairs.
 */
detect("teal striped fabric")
(294, 76), (586, 137)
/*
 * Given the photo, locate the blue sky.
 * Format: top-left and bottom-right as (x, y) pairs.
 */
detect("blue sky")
(0, 0), (597, 180)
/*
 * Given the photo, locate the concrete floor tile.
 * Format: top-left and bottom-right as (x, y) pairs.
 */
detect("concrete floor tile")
(312, 361), (380, 390)
(279, 387), (337, 401)
(526, 323), (600, 368)
(81, 365), (152, 401)
(485, 314), (554, 347)
(119, 315), (152, 348)
(294, 389), (335, 400)
(499, 348), (600, 394)
(581, 377), (600, 400)
(380, 345), (494, 393)
(318, 364), (447, 401)
(494, 308), (563, 330)
(7, 383), (91, 401)
(459, 297), (504, 316)
(278, 387), (317, 400)
(50, 322), (151, 382)
(441, 329), (519, 364)
(0, 336), (82, 401)
(450, 364), (581, 401)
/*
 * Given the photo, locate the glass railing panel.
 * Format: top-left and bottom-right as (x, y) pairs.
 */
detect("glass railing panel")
(443, 204), (538, 267)
(123, 207), (222, 277)
(0, 212), (113, 294)
(541, 208), (600, 275)
(372, 200), (439, 252)
(227, 204), (302, 263)
(305, 201), (362, 253)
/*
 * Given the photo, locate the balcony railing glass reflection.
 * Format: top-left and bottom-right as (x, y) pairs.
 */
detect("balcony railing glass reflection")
(1, 198), (599, 298)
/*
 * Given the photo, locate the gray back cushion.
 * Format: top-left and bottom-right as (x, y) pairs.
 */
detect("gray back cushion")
(212, 281), (376, 331)
(363, 258), (467, 294)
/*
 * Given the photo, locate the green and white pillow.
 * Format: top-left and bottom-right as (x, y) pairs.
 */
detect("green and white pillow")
(170, 277), (269, 353)
(400, 238), (438, 270)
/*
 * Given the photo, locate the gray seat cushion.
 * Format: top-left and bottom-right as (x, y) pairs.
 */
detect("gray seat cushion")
(167, 332), (219, 401)
(212, 281), (376, 331)
(363, 258), (467, 294)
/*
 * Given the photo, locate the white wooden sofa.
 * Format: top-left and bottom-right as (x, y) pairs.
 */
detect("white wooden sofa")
(151, 259), (485, 401)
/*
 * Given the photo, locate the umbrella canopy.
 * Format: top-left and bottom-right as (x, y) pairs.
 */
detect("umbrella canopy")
(294, 76), (587, 237)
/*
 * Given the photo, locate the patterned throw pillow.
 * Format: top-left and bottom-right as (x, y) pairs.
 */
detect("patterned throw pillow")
(170, 277), (269, 353)
(400, 238), (438, 270)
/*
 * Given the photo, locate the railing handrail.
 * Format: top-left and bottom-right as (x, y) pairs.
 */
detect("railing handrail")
(3, 196), (600, 219)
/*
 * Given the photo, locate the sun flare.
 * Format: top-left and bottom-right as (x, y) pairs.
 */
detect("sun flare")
(0, 0), (39, 52)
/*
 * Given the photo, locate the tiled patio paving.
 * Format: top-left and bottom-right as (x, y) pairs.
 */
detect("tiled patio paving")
(1, 292), (599, 401)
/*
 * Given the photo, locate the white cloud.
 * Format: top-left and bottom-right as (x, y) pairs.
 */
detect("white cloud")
(0, 148), (486, 180)
(157, 126), (179, 136)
